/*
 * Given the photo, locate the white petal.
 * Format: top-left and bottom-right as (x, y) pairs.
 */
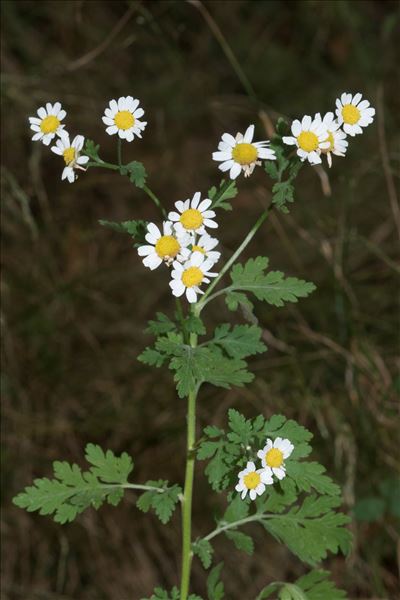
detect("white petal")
(230, 162), (241, 179)
(352, 93), (362, 106)
(291, 120), (302, 136)
(357, 100), (370, 111)
(282, 136), (296, 146)
(273, 467), (286, 480)
(256, 483), (265, 496)
(203, 219), (218, 229)
(133, 107), (144, 119)
(221, 133), (236, 147)
(143, 255), (162, 270)
(243, 124), (254, 143)
(168, 211), (180, 222)
(212, 151), (231, 161)
(249, 489), (257, 501)
(37, 107), (46, 119)
(301, 115), (312, 130)
(32, 132), (43, 141)
(218, 159), (234, 172)
(106, 125), (118, 135)
(170, 282), (185, 297)
(77, 155), (89, 165)
(102, 116), (114, 126)
(186, 287), (197, 303)
(137, 245), (154, 256)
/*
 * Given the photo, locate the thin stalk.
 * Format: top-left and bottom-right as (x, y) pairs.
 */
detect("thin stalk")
(197, 202), (273, 311)
(142, 184), (167, 218)
(179, 320), (198, 600)
(86, 160), (120, 170)
(117, 138), (122, 167)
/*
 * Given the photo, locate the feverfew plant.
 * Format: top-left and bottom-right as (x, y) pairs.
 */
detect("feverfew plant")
(15, 92), (375, 599)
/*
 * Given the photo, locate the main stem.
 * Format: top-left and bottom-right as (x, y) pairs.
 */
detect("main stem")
(180, 325), (198, 599)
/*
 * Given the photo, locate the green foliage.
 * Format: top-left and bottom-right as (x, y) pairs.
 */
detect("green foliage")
(225, 256), (315, 310)
(147, 312), (177, 335)
(210, 324), (267, 359)
(136, 480), (182, 524)
(83, 139), (100, 161)
(197, 411), (351, 566)
(208, 179), (238, 211)
(225, 529), (254, 555)
(139, 332), (254, 399)
(256, 569), (346, 599)
(192, 538), (214, 569)
(121, 160), (147, 188)
(263, 494), (351, 564)
(98, 218), (148, 244)
(13, 444), (134, 524)
(207, 563), (225, 600)
(264, 142), (303, 213)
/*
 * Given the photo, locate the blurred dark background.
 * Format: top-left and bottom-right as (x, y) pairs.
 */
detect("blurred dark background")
(1, 1), (399, 598)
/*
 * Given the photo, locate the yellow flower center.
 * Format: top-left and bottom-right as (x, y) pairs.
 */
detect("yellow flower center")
(155, 236), (180, 259)
(232, 143), (258, 165)
(63, 147), (76, 165)
(297, 131), (319, 152)
(114, 110), (135, 130)
(192, 245), (205, 254)
(341, 104), (360, 125)
(243, 471), (261, 490)
(182, 266), (203, 288)
(324, 131), (335, 152)
(265, 448), (284, 468)
(180, 209), (203, 230)
(40, 115), (60, 134)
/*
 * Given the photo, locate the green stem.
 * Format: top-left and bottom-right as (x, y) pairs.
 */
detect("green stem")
(180, 319), (198, 600)
(197, 203), (273, 312)
(117, 138), (122, 167)
(142, 184), (167, 218)
(86, 160), (120, 170)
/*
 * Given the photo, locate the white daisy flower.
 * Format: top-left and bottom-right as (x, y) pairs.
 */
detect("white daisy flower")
(168, 192), (217, 235)
(314, 112), (348, 168)
(235, 461), (273, 501)
(212, 124), (276, 179)
(257, 437), (294, 481)
(181, 233), (221, 265)
(29, 102), (66, 146)
(282, 115), (329, 165)
(102, 96), (147, 142)
(169, 251), (217, 304)
(51, 132), (89, 183)
(335, 92), (375, 137)
(138, 222), (190, 270)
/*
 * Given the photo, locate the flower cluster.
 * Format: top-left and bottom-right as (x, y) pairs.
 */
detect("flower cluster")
(282, 91), (375, 167)
(236, 437), (294, 500)
(137, 192), (221, 303)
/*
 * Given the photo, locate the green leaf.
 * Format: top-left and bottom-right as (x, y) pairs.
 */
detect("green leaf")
(225, 530), (254, 555)
(294, 569), (347, 600)
(223, 494), (250, 522)
(207, 562), (225, 600)
(98, 219), (147, 243)
(263, 494), (352, 565)
(272, 180), (294, 213)
(136, 480), (182, 524)
(264, 160), (279, 180)
(193, 538), (214, 569)
(147, 312), (177, 335)
(285, 462), (341, 496)
(227, 256), (316, 308)
(126, 161), (147, 188)
(137, 347), (166, 368)
(209, 180), (238, 211)
(210, 324), (267, 359)
(255, 583), (280, 600)
(84, 139), (100, 161)
(227, 408), (253, 446)
(184, 314), (206, 335)
(13, 444), (134, 524)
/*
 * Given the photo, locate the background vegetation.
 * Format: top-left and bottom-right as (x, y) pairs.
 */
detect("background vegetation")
(2, 0), (399, 598)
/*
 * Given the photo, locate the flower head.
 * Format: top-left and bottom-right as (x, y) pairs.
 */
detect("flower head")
(212, 124), (276, 179)
(257, 437), (294, 481)
(169, 251), (217, 303)
(335, 92), (375, 137)
(29, 102), (66, 146)
(314, 112), (348, 168)
(102, 96), (147, 141)
(138, 222), (190, 270)
(235, 461), (273, 500)
(181, 232), (221, 266)
(51, 132), (89, 183)
(282, 115), (329, 165)
(168, 192), (217, 235)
